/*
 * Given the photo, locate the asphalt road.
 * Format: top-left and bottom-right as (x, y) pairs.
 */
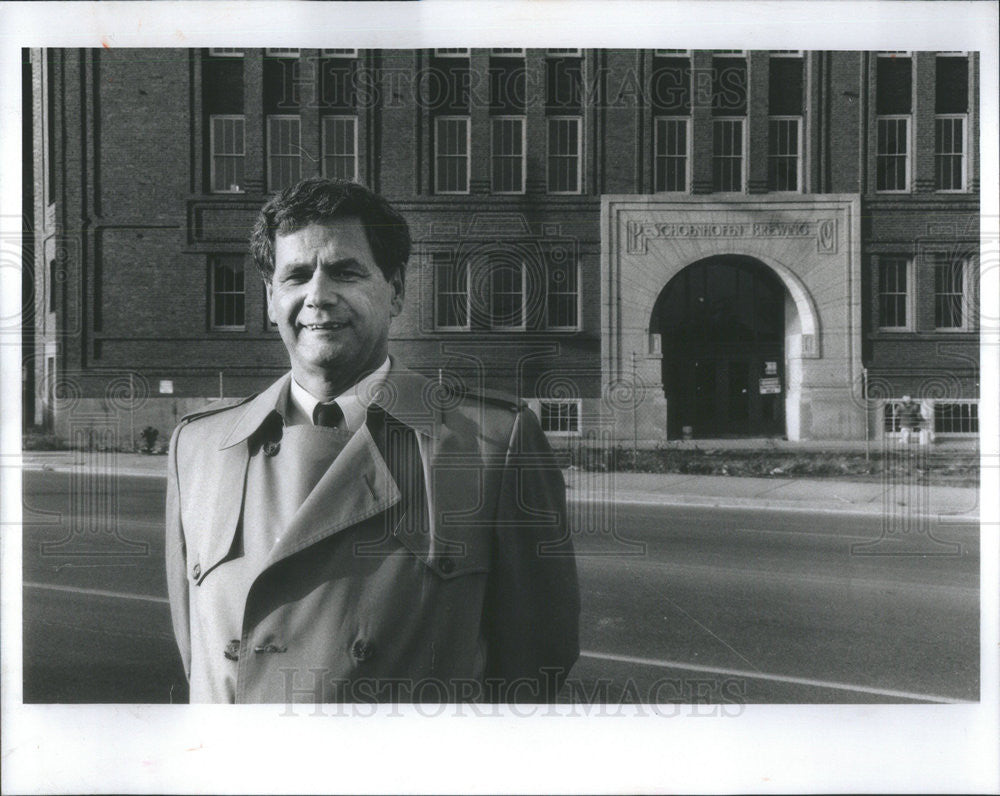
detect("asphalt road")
(20, 471), (979, 704)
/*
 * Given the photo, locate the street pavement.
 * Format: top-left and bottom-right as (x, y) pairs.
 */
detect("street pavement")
(16, 464), (981, 705)
(17, 450), (982, 518)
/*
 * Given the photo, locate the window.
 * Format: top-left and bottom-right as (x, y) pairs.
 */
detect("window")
(491, 116), (525, 193)
(540, 400), (581, 434)
(267, 115), (302, 191)
(768, 54), (803, 191)
(934, 256), (968, 329)
(434, 48), (469, 57)
(547, 117), (581, 193)
(654, 117), (689, 192)
(876, 54), (912, 193)
(491, 48), (525, 56)
(877, 257), (910, 330)
(935, 54), (968, 192)
(935, 116), (966, 191)
(266, 48), (300, 57)
(712, 118), (744, 191)
(322, 116), (358, 181)
(322, 49), (357, 57)
(934, 402), (978, 434)
(546, 55), (582, 111)
(651, 54), (690, 117)
(546, 49), (581, 56)
(490, 56), (527, 114)
(712, 55), (747, 115)
(768, 117), (801, 191)
(489, 262), (526, 330)
(433, 255), (470, 330)
(547, 260), (579, 330)
(209, 115), (246, 193)
(211, 256), (245, 330)
(655, 49), (690, 56)
(876, 116), (910, 192)
(209, 48), (243, 57)
(882, 401), (904, 433)
(435, 116), (470, 194)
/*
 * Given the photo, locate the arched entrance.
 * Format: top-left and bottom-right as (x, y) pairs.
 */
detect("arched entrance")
(652, 255), (787, 438)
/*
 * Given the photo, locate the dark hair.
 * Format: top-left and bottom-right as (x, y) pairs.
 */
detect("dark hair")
(249, 178), (411, 283)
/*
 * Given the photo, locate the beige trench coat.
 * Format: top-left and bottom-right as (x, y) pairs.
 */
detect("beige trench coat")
(166, 362), (579, 703)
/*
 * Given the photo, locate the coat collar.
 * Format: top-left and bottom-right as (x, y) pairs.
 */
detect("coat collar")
(217, 374), (291, 450)
(217, 358), (443, 450)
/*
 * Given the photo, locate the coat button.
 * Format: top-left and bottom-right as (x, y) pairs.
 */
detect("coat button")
(351, 639), (374, 661)
(263, 440), (281, 456)
(224, 639), (241, 661)
(438, 556), (455, 574)
(192, 562), (201, 579)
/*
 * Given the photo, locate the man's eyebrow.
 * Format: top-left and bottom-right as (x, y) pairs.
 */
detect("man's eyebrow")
(279, 256), (364, 270)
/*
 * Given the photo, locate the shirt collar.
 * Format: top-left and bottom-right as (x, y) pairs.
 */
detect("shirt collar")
(288, 357), (391, 432)
(218, 358), (444, 450)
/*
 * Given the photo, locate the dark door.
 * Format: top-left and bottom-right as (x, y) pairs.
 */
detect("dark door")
(655, 256), (786, 438)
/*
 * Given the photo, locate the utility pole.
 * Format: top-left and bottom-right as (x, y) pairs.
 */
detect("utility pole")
(128, 372), (135, 452)
(862, 367), (869, 464)
(631, 351), (638, 466)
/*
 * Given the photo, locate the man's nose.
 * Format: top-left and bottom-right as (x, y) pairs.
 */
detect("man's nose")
(304, 269), (339, 308)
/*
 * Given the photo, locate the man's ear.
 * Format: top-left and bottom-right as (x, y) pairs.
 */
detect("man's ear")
(389, 270), (405, 317)
(265, 282), (276, 325)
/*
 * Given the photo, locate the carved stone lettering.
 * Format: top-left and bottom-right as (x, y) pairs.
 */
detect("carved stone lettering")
(626, 217), (838, 255)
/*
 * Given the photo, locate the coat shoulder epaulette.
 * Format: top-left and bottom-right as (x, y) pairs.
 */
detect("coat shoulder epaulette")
(451, 385), (524, 413)
(178, 394), (258, 426)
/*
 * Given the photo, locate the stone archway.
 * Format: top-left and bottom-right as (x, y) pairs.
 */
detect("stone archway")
(652, 255), (790, 438)
(601, 195), (863, 442)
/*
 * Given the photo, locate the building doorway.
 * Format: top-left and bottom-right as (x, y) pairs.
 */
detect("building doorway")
(652, 255), (787, 438)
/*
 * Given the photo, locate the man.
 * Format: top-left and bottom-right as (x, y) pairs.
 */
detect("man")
(166, 178), (579, 704)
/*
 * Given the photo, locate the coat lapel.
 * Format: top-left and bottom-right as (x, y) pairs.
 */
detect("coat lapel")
(193, 443), (250, 585)
(262, 424), (401, 571)
(191, 378), (290, 586)
(379, 366), (492, 577)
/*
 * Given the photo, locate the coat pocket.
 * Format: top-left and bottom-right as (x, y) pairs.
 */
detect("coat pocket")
(392, 510), (491, 580)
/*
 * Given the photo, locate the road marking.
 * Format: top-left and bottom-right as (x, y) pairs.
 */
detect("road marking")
(23, 582), (169, 604)
(579, 650), (973, 704)
(20, 583), (974, 704)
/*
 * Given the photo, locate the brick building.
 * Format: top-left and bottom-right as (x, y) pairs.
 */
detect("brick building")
(24, 48), (980, 445)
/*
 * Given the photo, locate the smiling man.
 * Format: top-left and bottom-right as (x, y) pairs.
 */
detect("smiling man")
(165, 178), (579, 704)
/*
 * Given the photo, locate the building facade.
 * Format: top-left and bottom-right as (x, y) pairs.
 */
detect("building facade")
(25, 48), (980, 445)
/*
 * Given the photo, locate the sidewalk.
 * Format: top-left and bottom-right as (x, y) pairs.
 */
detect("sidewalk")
(18, 450), (980, 519)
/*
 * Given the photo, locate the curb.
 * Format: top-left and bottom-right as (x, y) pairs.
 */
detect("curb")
(566, 492), (979, 520)
(21, 461), (979, 520)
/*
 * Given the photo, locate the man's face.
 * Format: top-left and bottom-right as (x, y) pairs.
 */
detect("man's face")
(267, 216), (403, 394)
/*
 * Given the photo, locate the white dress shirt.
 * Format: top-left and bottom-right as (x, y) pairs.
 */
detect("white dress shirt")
(287, 357), (392, 431)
